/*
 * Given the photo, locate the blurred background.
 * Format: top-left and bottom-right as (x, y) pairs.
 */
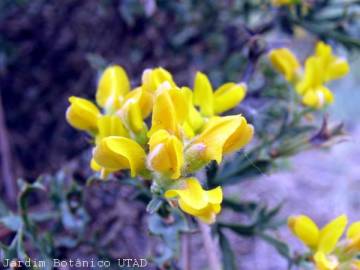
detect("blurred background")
(0, 0), (359, 269)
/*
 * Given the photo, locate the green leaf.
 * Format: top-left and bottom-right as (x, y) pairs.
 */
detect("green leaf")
(146, 197), (164, 214)
(148, 209), (189, 266)
(218, 222), (256, 236)
(18, 179), (45, 213)
(1, 233), (19, 260)
(222, 198), (258, 215)
(220, 159), (272, 185)
(218, 229), (238, 270)
(259, 233), (291, 259)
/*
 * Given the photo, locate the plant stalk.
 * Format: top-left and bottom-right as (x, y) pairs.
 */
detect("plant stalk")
(182, 233), (191, 270)
(198, 221), (222, 270)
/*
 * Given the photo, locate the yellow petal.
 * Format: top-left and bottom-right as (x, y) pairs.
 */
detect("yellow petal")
(182, 87), (205, 134)
(96, 65), (130, 111)
(182, 121), (196, 138)
(90, 158), (116, 179)
(124, 87), (154, 119)
(325, 59), (350, 81)
(193, 72), (214, 116)
(318, 214), (348, 254)
(302, 86), (334, 109)
(207, 187), (223, 204)
(141, 67), (175, 92)
(351, 260), (360, 270)
(148, 87), (189, 137)
(296, 56), (323, 95)
(346, 221), (360, 252)
(66, 96), (101, 133)
(223, 116), (254, 155)
(313, 251), (339, 270)
(271, 0), (293, 6)
(90, 158), (101, 172)
(315, 41), (350, 82)
(93, 136), (146, 177)
(214, 82), (247, 115)
(268, 48), (300, 81)
(165, 178), (207, 210)
(288, 215), (320, 248)
(96, 115), (129, 144)
(165, 178), (223, 224)
(197, 209), (217, 224)
(192, 115), (253, 163)
(302, 91), (320, 108)
(127, 100), (145, 133)
(315, 41), (333, 60)
(148, 129), (184, 179)
(347, 221), (360, 241)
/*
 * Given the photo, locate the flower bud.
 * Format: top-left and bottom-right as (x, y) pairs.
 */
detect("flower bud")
(268, 48), (300, 82)
(346, 221), (360, 252)
(147, 129), (184, 179)
(183, 143), (207, 173)
(124, 87), (154, 119)
(142, 67), (175, 92)
(93, 136), (146, 177)
(148, 87), (189, 137)
(66, 96), (101, 133)
(96, 65), (130, 112)
(214, 82), (247, 115)
(288, 215), (320, 248)
(193, 72), (214, 116)
(315, 41), (350, 82)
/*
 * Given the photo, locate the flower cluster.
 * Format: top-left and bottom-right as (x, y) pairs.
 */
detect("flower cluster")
(66, 66), (253, 223)
(289, 214), (360, 270)
(269, 41), (349, 109)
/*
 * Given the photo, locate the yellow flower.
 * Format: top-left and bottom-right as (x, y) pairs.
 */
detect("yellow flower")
(120, 98), (146, 133)
(95, 115), (129, 145)
(193, 72), (247, 117)
(66, 96), (101, 133)
(271, 0), (298, 6)
(296, 57), (334, 109)
(96, 65), (130, 112)
(188, 115), (253, 164)
(288, 214), (348, 270)
(213, 82), (247, 115)
(193, 72), (214, 116)
(293, 42), (349, 109)
(93, 136), (146, 177)
(141, 67), (176, 92)
(346, 221), (360, 252)
(315, 41), (350, 82)
(182, 87), (205, 137)
(124, 87), (154, 119)
(351, 260), (360, 270)
(147, 129), (184, 179)
(90, 158), (117, 179)
(148, 86), (189, 137)
(165, 177), (223, 224)
(313, 252), (339, 270)
(302, 85), (334, 109)
(268, 48), (300, 82)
